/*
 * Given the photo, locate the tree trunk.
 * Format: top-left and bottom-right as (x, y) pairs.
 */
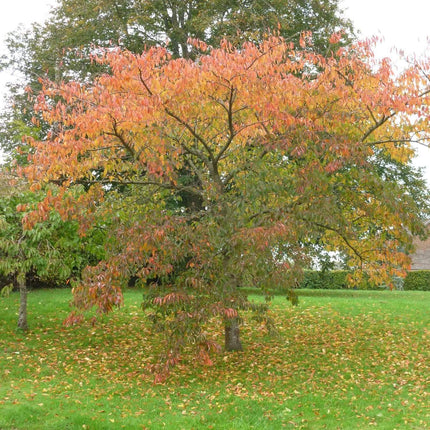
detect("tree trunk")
(225, 318), (243, 351)
(17, 273), (28, 332)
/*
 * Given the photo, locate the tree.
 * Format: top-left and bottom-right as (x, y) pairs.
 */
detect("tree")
(1, 0), (354, 155)
(0, 169), (105, 331)
(20, 36), (430, 375)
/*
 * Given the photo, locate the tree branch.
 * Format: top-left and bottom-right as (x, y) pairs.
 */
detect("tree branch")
(215, 87), (236, 164)
(105, 115), (136, 158)
(361, 112), (396, 143)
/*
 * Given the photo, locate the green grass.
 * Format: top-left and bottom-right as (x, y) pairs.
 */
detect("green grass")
(1, 289), (429, 429)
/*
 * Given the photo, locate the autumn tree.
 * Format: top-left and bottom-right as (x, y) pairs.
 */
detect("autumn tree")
(0, 0), (354, 155)
(22, 36), (429, 374)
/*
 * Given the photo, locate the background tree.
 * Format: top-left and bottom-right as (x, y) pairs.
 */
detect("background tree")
(21, 37), (430, 375)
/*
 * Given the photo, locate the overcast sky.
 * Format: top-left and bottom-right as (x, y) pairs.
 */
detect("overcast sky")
(1, 0), (430, 185)
(0, 0), (56, 95)
(341, 0), (430, 185)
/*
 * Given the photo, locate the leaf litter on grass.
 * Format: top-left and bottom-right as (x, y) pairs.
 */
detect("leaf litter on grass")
(0, 290), (428, 429)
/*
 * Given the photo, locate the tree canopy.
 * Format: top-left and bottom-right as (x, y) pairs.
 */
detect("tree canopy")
(20, 36), (430, 376)
(0, 0), (354, 155)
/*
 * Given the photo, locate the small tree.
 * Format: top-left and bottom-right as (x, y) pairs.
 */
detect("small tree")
(0, 170), (103, 331)
(22, 36), (430, 374)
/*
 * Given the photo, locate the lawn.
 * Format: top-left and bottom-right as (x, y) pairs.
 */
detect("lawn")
(0, 288), (429, 429)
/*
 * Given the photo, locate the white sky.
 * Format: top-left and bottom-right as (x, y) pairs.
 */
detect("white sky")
(0, 0), (56, 101)
(341, 0), (430, 186)
(0, 0), (430, 186)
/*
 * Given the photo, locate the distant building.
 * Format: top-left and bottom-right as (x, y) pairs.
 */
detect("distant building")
(410, 224), (430, 270)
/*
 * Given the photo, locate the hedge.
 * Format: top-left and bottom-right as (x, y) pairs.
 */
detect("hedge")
(300, 270), (430, 291)
(301, 270), (350, 290)
(241, 270), (430, 294)
(4, 269), (429, 292)
(403, 271), (430, 291)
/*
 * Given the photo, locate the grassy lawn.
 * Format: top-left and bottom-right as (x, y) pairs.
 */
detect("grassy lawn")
(0, 288), (429, 429)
